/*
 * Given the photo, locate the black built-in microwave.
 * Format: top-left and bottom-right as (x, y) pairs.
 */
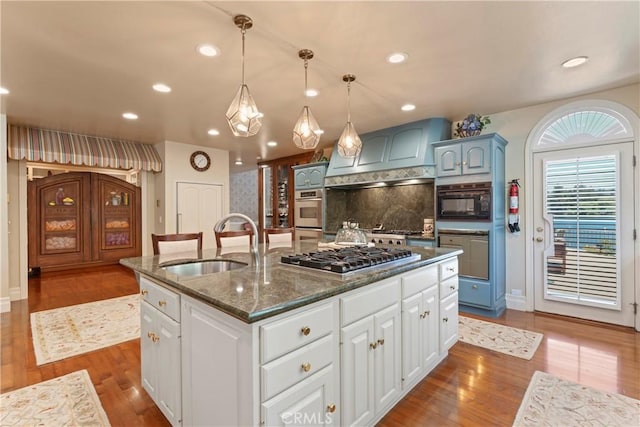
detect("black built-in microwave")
(436, 182), (492, 220)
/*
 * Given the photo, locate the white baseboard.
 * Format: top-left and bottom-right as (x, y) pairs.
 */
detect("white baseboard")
(506, 294), (527, 311)
(9, 286), (24, 301)
(0, 296), (10, 313)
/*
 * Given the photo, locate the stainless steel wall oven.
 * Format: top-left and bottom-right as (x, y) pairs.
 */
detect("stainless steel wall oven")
(294, 189), (323, 229)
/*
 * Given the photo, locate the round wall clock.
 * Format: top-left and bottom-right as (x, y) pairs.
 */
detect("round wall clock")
(190, 151), (211, 172)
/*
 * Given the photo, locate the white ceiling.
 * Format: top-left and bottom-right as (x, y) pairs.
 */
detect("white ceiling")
(2, 1), (638, 172)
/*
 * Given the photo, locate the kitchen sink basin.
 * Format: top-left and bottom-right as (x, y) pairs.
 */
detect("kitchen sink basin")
(161, 259), (247, 276)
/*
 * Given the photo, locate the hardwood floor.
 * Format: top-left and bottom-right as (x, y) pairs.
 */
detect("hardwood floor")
(2, 265), (638, 426)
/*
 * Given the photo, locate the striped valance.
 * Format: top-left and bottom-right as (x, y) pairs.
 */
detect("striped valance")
(7, 125), (163, 172)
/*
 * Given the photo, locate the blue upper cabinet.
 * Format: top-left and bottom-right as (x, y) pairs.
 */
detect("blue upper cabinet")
(293, 162), (329, 190)
(325, 118), (451, 177)
(433, 133), (507, 179)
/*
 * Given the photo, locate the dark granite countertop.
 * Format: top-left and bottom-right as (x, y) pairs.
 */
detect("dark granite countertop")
(120, 240), (461, 324)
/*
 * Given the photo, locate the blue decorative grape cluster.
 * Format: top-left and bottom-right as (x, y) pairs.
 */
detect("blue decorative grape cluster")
(455, 114), (491, 137)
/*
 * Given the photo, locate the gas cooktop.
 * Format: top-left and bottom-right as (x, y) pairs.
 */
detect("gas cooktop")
(281, 246), (420, 274)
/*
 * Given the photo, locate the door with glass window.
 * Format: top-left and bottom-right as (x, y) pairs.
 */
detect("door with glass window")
(532, 142), (634, 326)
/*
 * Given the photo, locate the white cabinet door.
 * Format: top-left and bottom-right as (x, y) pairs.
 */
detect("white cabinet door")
(262, 365), (338, 426)
(341, 316), (375, 427)
(140, 301), (157, 397)
(141, 300), (181, 427)
(373, 303), (401, 412)
(440, 292), (459, 353)
(421, 286), (439, 372)
(401, 293), (422, 387)
(157, 313), (181, 426)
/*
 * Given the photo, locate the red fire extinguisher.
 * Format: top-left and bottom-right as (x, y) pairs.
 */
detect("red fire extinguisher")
(508, 179), (520, 233)
(509, 179), (520, 214)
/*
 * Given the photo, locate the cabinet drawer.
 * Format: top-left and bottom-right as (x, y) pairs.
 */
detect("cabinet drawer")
(401, 265), (438, 298)
(439, 258), (458, 281)
(140, 276), (180, 321)
(440, 276), (458, 299)
(261, 334), (333, 402)
(261, 302), (334, 364)
(340, 277), (400, 326)
(459, 280), (491, 308)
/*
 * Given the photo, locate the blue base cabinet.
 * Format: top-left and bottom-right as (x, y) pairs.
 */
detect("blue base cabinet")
(433, 133), (507, 317)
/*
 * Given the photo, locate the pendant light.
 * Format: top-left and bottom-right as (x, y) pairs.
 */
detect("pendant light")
(292, 49), (321, 149)
(337, 74), (362, 158)
(225, 14), (262, 137)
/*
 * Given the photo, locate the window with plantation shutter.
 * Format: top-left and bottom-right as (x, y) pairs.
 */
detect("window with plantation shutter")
(544, 154), (620, 308)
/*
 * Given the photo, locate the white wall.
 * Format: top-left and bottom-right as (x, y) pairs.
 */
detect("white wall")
(0, 114), (9, 312)
(153, 141), (229, 235)
(481, 83), (639, 309)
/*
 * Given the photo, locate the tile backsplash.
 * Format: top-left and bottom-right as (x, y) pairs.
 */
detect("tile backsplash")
(325, 183), (434, 232)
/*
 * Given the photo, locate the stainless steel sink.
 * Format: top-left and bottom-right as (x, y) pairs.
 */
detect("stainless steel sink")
(161, 260), (247, 276)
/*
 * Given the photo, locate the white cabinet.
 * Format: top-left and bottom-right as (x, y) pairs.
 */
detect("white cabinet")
(438, 260), (459, 353)
(340, 278), (401, 427)
(139, 277), (181, 427)
(400, 265), (439, 389)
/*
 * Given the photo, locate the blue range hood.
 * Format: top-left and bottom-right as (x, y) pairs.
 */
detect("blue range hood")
(324, 118), (451, 187)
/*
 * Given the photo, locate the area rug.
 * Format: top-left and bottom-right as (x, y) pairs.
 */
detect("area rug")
(513, 371), (640, 426)
(0, 369), (111, 426)
(458, 315), (543, 360)
(31, 294), (140, 365)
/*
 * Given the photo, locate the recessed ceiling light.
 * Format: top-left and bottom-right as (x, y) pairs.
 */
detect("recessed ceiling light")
(305, 88), (318, 97)
(562, 56), (589, 68)
(152, 83), (171, 93)
(401, 104), (416, 111)
(122, 112), (138, 120)
(267, 141), (278, 147)
(207, 128), (220, 136)
(0, 87), (9, 95)
(235, 160), (243, 166)
(197, 44), (220, 57)
(387, 52), (408, 64)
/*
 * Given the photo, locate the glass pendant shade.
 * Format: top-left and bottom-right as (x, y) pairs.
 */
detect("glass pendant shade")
(226, 15), (261, 137)
(293, 106), (321, 149)
(226, 84), (262, 137)
(337, 74), (362, 158)
(337, 121), (362, 157)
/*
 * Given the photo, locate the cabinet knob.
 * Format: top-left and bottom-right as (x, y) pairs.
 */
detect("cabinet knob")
(472, 284), (478, 289)
(455, 161), (461, 166)
(327, 404), (336, 413)
(147, 331), (154, 339)
(419, 313), (425, 319)
(141, 289), (148, 296)
(301, 362), (312, 372)
(424, 310), (430, 317)
(443, 317), (449, 323)
(152, 334), (160, 343)
(300, 326), (311, 336)
(462, 161), (467, 166)
(369, 342), (378, 350)
(450, 285), (456, 290)
(447, 267), (455, 272)
(377, 338), (385, 346)
(158, 300), (167, 307)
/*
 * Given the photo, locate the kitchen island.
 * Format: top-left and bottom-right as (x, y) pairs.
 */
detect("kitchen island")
(121, 240), (462, 427)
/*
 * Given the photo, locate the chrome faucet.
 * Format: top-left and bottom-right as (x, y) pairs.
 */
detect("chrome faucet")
(214, 213), (259, 265)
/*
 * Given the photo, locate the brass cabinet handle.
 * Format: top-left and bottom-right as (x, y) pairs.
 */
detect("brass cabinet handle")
(152, 334), (160, 343)
(377, 339), (385, 346)
(158, 300), (166, 307)
(443, 317), (449, 323)
(147, 331), (154, 339)
(141, 289), (148, 296)
(300, 326), (311, 336)
(301, 362), (311, 372)
(327, 404), (336, 413)
(370, 342), (377, 350)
